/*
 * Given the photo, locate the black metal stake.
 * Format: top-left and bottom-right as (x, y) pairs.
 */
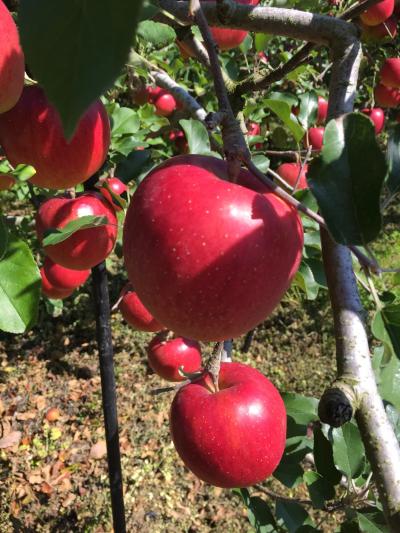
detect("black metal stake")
(91, 261), (126, 533)
(241, 329), (255, 353)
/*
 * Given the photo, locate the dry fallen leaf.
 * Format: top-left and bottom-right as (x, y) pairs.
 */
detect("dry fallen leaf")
(90, 440), (107, 460)
(0, 430), (22, 449)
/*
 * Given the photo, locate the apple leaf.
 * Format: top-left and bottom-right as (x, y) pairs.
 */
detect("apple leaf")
(377, 355), (400, 410)
(42, 215), (109, 247)
(293, 261), (320, 300)
(297, 91), (318, 131)
(307, 113), (386, 246)
(238, 491), (277, 533)
(275, 500), (311, 532)
(372, 304), (400, 360)
(19, 0), (144, 139)
(330, 423), (365, 479)
(254, 33), (273, 51)
(115, 150), (152, 184)
(387, 124), (400, 195)
(0, 216), (9, 261)
(303, 471), (336, 509)
(12, 164), (37, 182)
(136, 21), (176, 49)
(264, 95), (305, 143)
(313, 426), (342, 486)
(282, 393), (318, 425)
(0, 232), (41, 333)
(111, 106), (141, 138)
(179, 119), (217, 157)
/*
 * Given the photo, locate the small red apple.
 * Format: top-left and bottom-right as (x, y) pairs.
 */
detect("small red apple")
(257, 51), (269, 65)
(276, 162), (308, 190)
(170, 361), (286, 488)
(360, 0), (394, 26)
(0, 0), (25, 113)
(0, 173), (15, 191)
(374, 83), (400, 108)
(154, 92), (177, 117)
(147, 332), (202, 382)
(146, 86), (164, 104)
(36, 192), (118, 270)
(119, 290), (164, 332)
(0, 85), (110, 190)
(43, 257), (90, 291)
(169, 130), (189, 154)
(317, 96), (328, 124)
(361, 15), (398, 40)
(98, 177), (128, 211)
(305, 127), (325, 151)
(247, 122), (261, 136)
(40, 267), (73, 300)
(123, 154), (303, 341)
(380, 58), (400, 88)
(361, 108), (385, 134)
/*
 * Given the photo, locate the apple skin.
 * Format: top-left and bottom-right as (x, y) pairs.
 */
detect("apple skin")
(0, 85), (110, 190)
(119, 290), (164, 332)
(0, 0), (24, 113)
(147, 332), (202, 382)
(43, 257), (90, 291)
(361, 15), (398, 40)
(317, 96), (328, 124)
(99, 177), (128, 211)
(203, 0), (260, 50)
(305, 127), (325, 151)
(154, 92), (177, 117)
(36, 192), (118, 270)
(0, 173), (15, 190)
(374, 83), (400, 108)
(170, 361), (286, 488)
(123, 154), (303, 341)
(361, 108), (385, 134)
(40, 267), (73, 300)
(277, 162), (308, 190)
(360, 0), (394, 26)
(380, 58), (400, 88)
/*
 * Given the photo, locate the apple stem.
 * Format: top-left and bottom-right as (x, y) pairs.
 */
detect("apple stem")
(206, 341), (224, 392)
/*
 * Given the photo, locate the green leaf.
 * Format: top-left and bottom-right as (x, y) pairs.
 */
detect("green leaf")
(385, 404), (400, 441)
(282, 393), (318, 425)
(115, 149), (152, 183)
(378, 355), (400, 409)
(111, 106), (140, 137)
(307, 113), (386, 246)
(42, 216), (108, 247)
(264, 96), (305, 142)
(19, 0), (144, 138)
(313, 425), (342, 486)
(274, 448), (307, 488)
(254, 33), (273, 51)
(331, 423), (365, 479)
(372, 304), (400, 360)
(246, 496), (278, 533)
(251, 155), (270, 174)
(356, 511), (389, 532)
(294, 261), (320, 300)
(275, 500), (310, 532)
(387, 124), (400, 195)
(297, 91), (318, 131)
(136, 20), (176, 48)
(179, 119), (211, 156)
(303, 471), (336, 509)
(240, 33), (253, 55)
(0, 233), (41, 333)
(0, 216), (9, 261)
(12, 164), (37, 181)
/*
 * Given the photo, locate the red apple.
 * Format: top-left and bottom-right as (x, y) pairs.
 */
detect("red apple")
(169, 130), (189, 154)
(380, 58), (400, 88)
(0, 173), (15, 190)
(154, 92), (177, 117)
(257, 51), (269, 64)
(305, 127), (325, 151)
(123, 154), (303, 341)
(374, 83), (400, 108)
(317, 96), (328, 124)
(0, 0), (24, 113)
(43, 257), (90, 291)
(247, 122), (261, 136)
(277, 162), (308, 190)
(170, 361), (286, 487)
(361, 15), (398, 40)
(203, 0), (260, 50)
(36, 192), (118, 270)
(360, 0), (394, 26)
(40, 267), (73, 300)
(119, 290), (164, 332)
(99, 177), (128, 211)
(147, 332), (202, 382)
(361, 108), (385, 134)
(146, 86), (164, 104)
(0, 86), (110, 190)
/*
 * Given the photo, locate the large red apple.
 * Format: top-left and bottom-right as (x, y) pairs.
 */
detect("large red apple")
(123, 155), (303, 341)
(360, 0), (394, 26)
(317, 96), (328, 124)
(203, 0), (260, 50)
(119, 290), (164, 332)
(361, 108), (385, 134)
(380, 58), (400, 88)
(374, 83), (400, 107)
(277, 162), (308, 190)
(147, 332), (202, 382)
(36, 192), (118, 270)
(170, 361), (286, 487)
(43, 257), (90, 291)
(361, 15), (398, 40)
(40, 267), (73, 300)
(0, 85), (110, 190)
(0, 0), (24, 113)
(305, 127), (325, 151)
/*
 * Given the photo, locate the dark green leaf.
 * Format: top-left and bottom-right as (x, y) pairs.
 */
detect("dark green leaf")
(274, 448), (307, 488)
(115, 149), (152, 183)
(331, 423), (365, 479)
(42, 216), (108, 247)
(313, 425), (342, 485)
(247, 497), (278, 533)
(356, 510), (389, 533)
(282, 393), (319, 425)
(297, 92), (318, 131)
(137, 21), (176, 48)
(180, 119), (212, 156)
(0, 233), (41, 333)
(264, 97), (305, 142)
(308, 113), (386, 246)
(138, 0), (160, 21)
(303, 471), (336, 509)
(0, 216), (9, 261)
(19, 0), (144, 138)
(275, 500), (310, 532)
(378, 355), (400, 409)
(372, 305), (400, 360)
(387, 124), (400, 195)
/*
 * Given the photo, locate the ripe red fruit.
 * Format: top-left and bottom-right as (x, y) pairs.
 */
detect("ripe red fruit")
(361, 15), (398, 40)
(170, 361), (286, 487)
(257, 51), (269, 64)
(203, 0), (260, 50)
(119, 290), (164, 332)
(277, 162), (308, 190)
(36, 192), (118, 270)
(380, 58), (400, 88)
(0, 86), (110, 190)
(45, 407), (61, 422)
(154, 92), (177, 117)
(123, 154), (303, 341)
(374, 83), (400, 108)
(147, 332), (202, 382)
(247, 122), (261, 136)
(317, 96), (328, 124)
(99, 177), (127, 211)
(43, 257), (90, 291)
(0, 173), (15, 190)
(40, 267), (73, 300)
(0, 0), (24, 113)
(169, 130), (189, 154)
(360, 0), (394, 26)
(305, 127), (325, 151)
(361, 108), (385, 134)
